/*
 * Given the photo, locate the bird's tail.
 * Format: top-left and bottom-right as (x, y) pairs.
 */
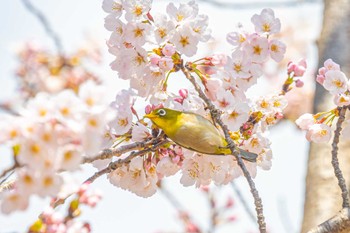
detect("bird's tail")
(238, 148), (258, 163)
(222, 147), (258, 162)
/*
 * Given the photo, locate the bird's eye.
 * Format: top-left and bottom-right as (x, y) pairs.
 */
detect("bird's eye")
(157, 109), (166, 116)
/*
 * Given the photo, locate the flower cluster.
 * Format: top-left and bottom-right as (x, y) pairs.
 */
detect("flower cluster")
(296, 59), (350, 143)
(103, 0), (211, 98)
(27, 183), (101, 233)
(0, 81), (115, 214)
(14, 42), (101, 99)
(101, 0), (298, 198)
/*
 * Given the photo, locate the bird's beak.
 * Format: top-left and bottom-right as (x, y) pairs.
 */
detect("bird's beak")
(144, 113), (156, 119)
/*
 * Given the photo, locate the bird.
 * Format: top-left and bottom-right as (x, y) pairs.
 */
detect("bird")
(144, 108), (257, 162)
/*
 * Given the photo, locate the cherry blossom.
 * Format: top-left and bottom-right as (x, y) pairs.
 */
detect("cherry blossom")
(251, 8), (281, 35)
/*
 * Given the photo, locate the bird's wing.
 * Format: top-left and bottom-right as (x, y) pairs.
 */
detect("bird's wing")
(170, 114), (225, 154)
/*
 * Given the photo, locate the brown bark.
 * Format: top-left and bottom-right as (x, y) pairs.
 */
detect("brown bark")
(301, 0), (350, 232)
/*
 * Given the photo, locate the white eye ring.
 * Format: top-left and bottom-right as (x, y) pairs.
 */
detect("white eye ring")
(158, 109), (166, 116)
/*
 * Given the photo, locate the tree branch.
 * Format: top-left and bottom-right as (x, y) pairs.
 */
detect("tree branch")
(83, 133), (168, 163)
(21, 0), (63, 54)
(307, 208), (350, 233)
(0, 165), (16, 184)
(53, 138), (169, 208)
(331, 107), (349, 208)
(181, 64), (266, 233)
(0, 103), (19, 116)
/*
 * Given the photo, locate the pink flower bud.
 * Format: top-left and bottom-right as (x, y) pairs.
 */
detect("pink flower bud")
(78, 182), (90, 196)
(318, 67), (326, 76)
(227, 215), (237, 222)
(242, 123), (249, 130)
(179, 89), (188, 99)
(201, 185), (210, 192)
(295, 79), (304, 88)
(316, 74), (325, 85)
(172, 155), (180, 164)
(149, 54), (160, 66)
(186, 223), (200, 233)
(275, 112), (284, 119)
(159, 57), (174, 71)
(145, 105), (152, 114)
(225, 197), (234, 208)
(287, 59), (307, 77)
(198, 65), (217, 75)
(162, 44), (176, 57)
(174, 97), (184, 104)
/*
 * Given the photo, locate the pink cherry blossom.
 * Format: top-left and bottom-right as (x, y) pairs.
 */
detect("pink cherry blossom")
(287, 59), (307, 77)
(245, 35), (269, 63)
(162, 43), (176, 56)
(123, 0), (152, 22)
(295, 113), (315, 130)
(251, 8), (281, 35)
(269, 39), (286, 62)
(324, 58), (340, 71)
(334, 94), (350, 107)
(323, 70), (348, 95)
(102, 0), (123, 16)
(306, 124), (332, 143)
(156, 157), (180, 177)
(171, 25), (199, 57)
(0, 191), (29, 214)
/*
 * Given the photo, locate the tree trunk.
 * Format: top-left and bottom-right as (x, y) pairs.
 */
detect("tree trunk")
(301, 0), (350, 232)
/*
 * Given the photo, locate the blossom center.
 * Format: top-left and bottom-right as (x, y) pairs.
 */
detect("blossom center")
(262, 23), (271, 32)
(133, 27), (145, 38)
(253, 45), (263, 55)
(133, 5), (143, 16)
(179, 36), (189, 47)
(229, 111), (239, 119)
(23, 174), (33, 184)
(332, 79), (344, 88)
(270, 44), (279, 52)
(176, 14), (184, 22)
(30, 144), (41, 154)
(43, 177), (53, 187)
(157, 28), (167, 38)
(10, 130), (18, 139)
(118, 118), (129, 127)
(88, 118), (98, 127)
(234, 64), (242, 72)
(260, 100), (270, 109)
(319, 129), (328, 136)
(60, 107), (70, 116)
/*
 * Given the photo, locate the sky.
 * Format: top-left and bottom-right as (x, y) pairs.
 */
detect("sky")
(0, 0), (323, 232)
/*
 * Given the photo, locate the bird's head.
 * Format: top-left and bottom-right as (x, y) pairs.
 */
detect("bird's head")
(144, 108), (181, 130)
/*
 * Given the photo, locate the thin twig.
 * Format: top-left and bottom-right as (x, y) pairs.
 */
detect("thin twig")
(331, 107), (349, 208)
(159, 185), (203, 233)
(21, 0), (63, 54)
(53, 138), (169, 208)
(181, 64), (266, 233)
(83, 134), (167, 163)
(0, 165), (16, 184)
(0, 103), (19, 116)
(159, 184), (186, 211)
(231, 181), (257, 223)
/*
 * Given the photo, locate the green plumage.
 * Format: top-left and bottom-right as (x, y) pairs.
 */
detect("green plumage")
(145, 108), (257, 162)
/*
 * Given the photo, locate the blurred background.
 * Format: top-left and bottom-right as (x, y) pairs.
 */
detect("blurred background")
(3, 0), (347, 232)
